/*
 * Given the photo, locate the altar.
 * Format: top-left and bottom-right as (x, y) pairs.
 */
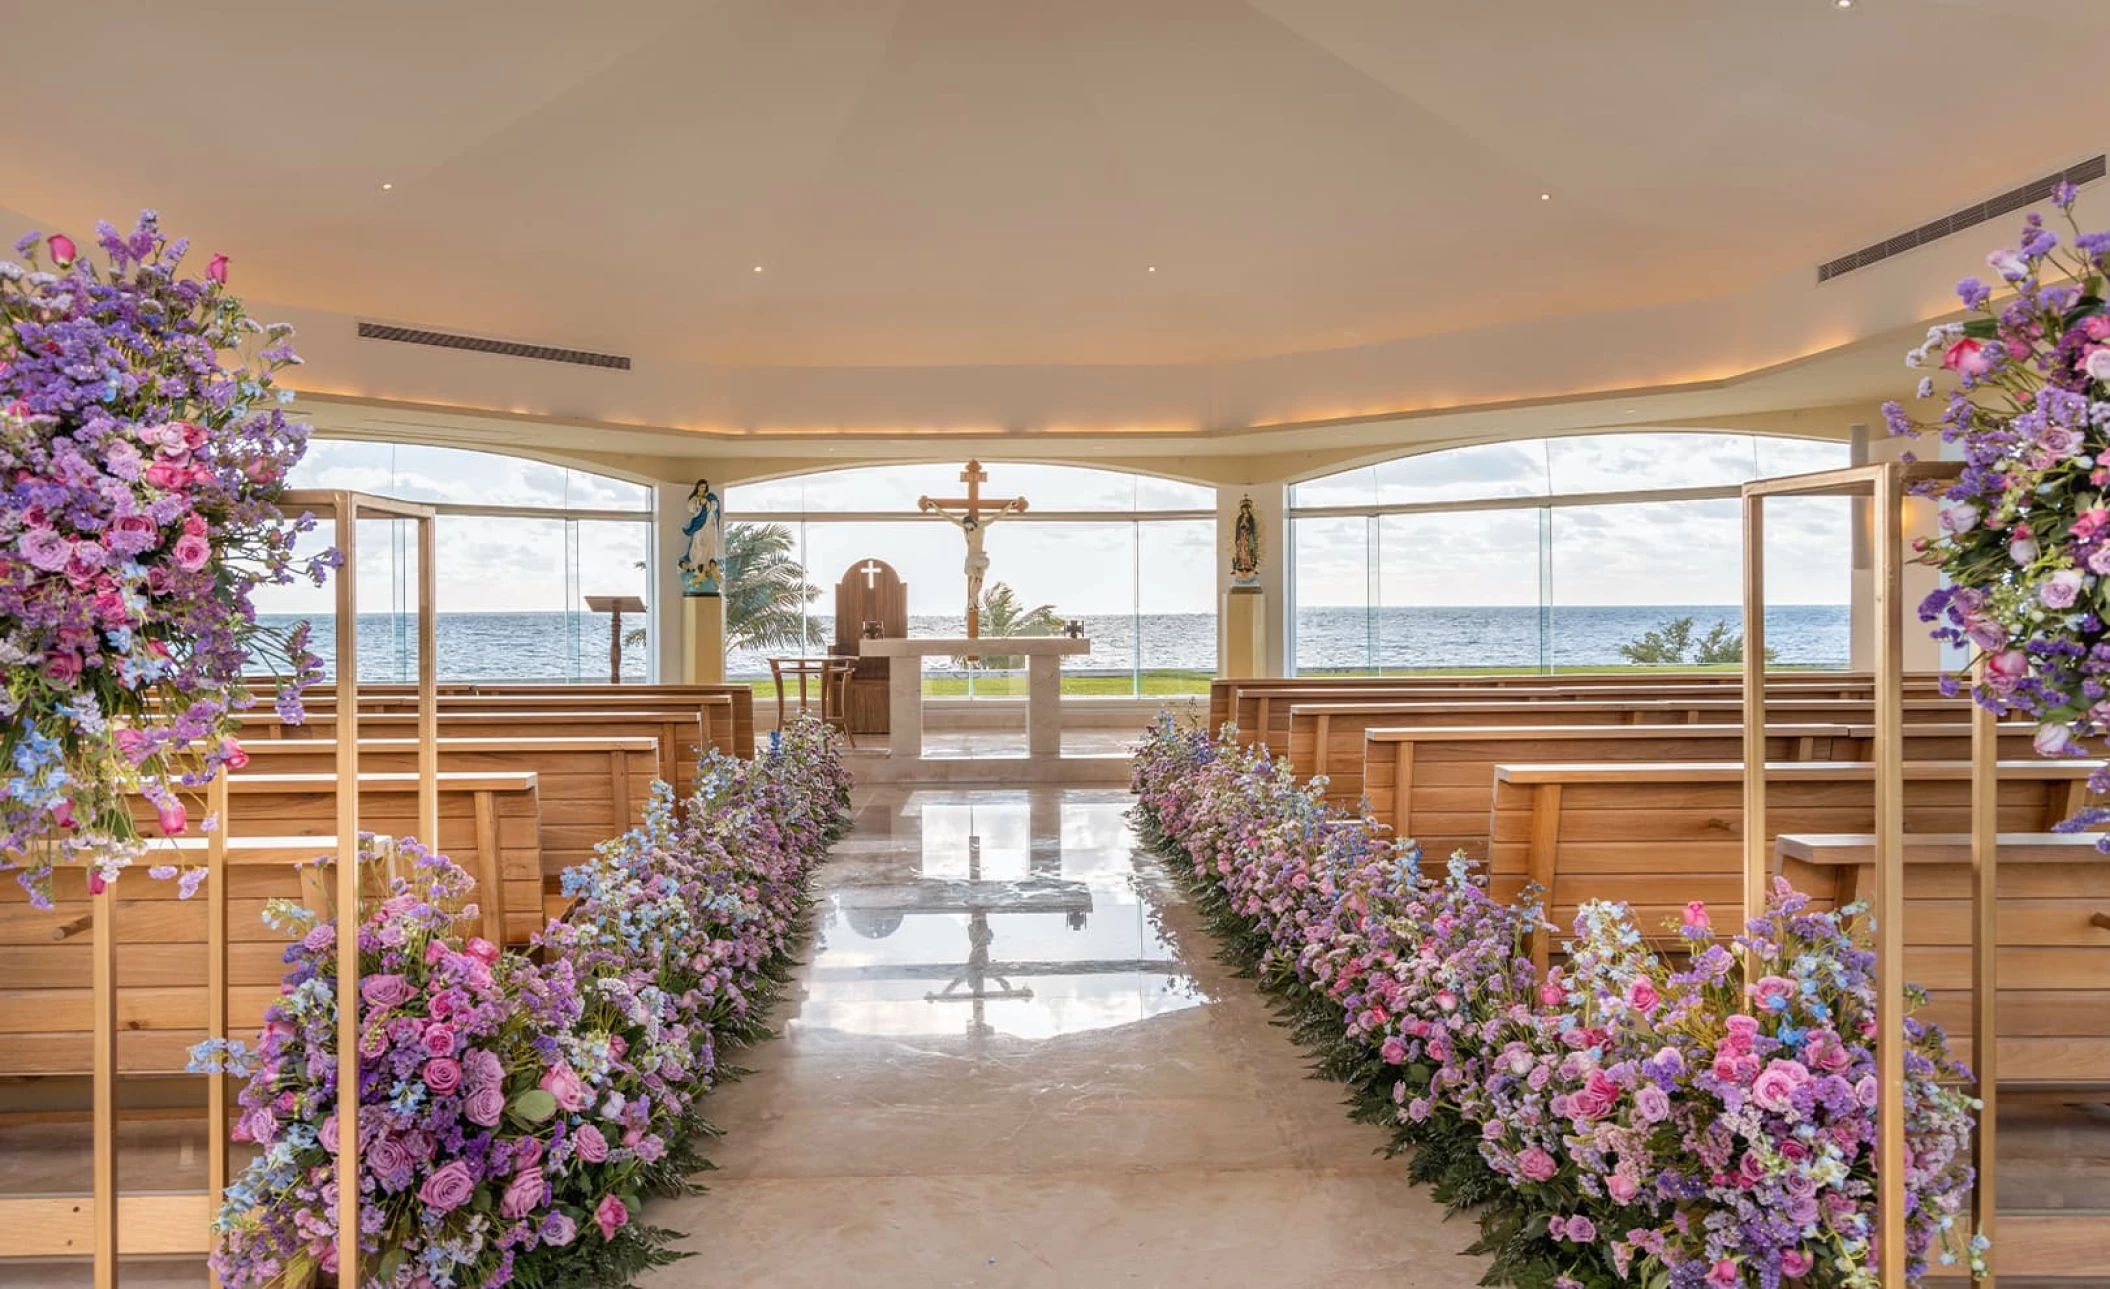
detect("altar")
(858, 636), (1091, 762)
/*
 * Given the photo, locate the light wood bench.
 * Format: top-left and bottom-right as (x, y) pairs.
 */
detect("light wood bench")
(1365, 721), (2048, 859)
(326, 690), (746, 760)
(342, 683), (758, 758)
(238, 710), (707, 800)
(131, 771), (544, 944)
(233, 737), (657, 882)
(1487, 760), (2106, 970)
(1779, 832), (2110, 1090)
(1284, 698), (1973, 799)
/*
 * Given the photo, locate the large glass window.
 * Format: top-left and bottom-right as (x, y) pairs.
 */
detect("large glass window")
(251, 441), (656, 683)
(725, 463), (1215, 697)
(1289, 432), (1852, 673)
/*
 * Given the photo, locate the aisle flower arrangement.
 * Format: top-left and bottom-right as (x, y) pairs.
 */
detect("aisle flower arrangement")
(1132, 719), (1981, 1288)
(0, 211), (330, 903)
(202, 719), (852, 1288)
(1885, 182), (2110, 830)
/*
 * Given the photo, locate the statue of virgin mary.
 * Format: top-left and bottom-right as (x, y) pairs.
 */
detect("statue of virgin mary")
(679, 479), (725, 596)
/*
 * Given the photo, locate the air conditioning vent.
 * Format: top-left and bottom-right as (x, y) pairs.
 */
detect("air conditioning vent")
(355, 321), (630, 371)
(1816, 155), (2107, 283)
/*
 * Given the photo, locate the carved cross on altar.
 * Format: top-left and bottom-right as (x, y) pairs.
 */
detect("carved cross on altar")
(918, 459), (1029, 639)
(861, 559), (884, 589)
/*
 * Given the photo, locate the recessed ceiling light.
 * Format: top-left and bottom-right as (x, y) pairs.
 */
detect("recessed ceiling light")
(1835, 0), (1851, 7)
(1540, 193), (1552, 201)
(1147, 266), (1157, 272)
(1625, 408), (1637, 414)
(381, 182), (394, 191)
(752, 265), (764, 273)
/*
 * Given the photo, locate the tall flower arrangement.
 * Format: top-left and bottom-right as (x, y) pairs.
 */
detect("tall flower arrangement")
(1886, 182), (2110, 830)
(203, 719), (852, 1289)
(1132, 720), (1981, 1287)
(0, 211), (330, 903)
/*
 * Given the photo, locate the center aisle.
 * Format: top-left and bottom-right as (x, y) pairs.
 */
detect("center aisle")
(640, 784), (1475, 1287)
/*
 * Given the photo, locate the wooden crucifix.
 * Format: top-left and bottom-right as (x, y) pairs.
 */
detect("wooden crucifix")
(918, 459), (1028, 639)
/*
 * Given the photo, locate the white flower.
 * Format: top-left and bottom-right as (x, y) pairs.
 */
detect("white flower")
(1988, 247), (2031, 281)
(1937, 501), (1980, 534)
(2086, 347), (2110, 384)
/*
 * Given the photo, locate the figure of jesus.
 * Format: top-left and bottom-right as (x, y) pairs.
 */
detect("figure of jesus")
(918, 461), (1028, 638)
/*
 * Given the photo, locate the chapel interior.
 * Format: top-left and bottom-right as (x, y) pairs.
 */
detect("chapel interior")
(2, 4), (2108, 1287)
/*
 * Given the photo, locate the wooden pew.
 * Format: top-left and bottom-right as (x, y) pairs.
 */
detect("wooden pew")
(1487, 760), (2105, 970)
(233, 737), (657, 883)
(1209, 672), (1949, 734)
(1779, 832), (2110, 1090)
(1285, 698), (1970, 800)
(238, 710), (707, 801)
(285, 694), (737, 767)
(291, 682), (759, 758)
(1365, 722), (2048, 856)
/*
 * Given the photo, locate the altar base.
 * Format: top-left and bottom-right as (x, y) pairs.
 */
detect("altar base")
(1221, 586), (1265, 679)
(858, 636), (1101, 782)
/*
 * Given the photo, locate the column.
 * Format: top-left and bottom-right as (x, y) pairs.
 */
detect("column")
(1216, 482), (1289, 677)
(889, 656), (924, 757)
(1027, 653), (1062, 758)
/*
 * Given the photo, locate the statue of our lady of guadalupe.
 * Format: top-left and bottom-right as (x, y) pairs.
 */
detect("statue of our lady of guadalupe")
(1231, 496), (1261, 586)
(679, 479), (725, 596)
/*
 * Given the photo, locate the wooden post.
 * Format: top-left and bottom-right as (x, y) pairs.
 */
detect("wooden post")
(332, 505), (361, 1288)
(585, 595), (646, 686)
(206, 774), (231, 1283)
(418, 516), (439, 847)
(1741, 491), (1768, 937)
(1871, 463), (1907, 1288)
(91, 879), (118, 1289)
(1970, 653), (1999, 1282)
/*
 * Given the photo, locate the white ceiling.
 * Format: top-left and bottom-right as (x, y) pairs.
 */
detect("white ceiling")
(6, 0), (2107, 443)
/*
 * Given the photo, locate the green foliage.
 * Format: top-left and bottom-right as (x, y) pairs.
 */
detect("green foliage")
(956, 581), (1063, 669)
(1615, 615), (1775, 665)
(723, 523), (821, 655)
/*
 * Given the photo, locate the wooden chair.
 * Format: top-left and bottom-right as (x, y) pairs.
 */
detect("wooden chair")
(822, 657), (858, 749)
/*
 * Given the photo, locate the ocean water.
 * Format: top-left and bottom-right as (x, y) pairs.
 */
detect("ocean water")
(262, 604), (1850, 683)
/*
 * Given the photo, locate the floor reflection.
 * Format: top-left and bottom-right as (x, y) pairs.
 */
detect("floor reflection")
(800, 789), (1203, 1040)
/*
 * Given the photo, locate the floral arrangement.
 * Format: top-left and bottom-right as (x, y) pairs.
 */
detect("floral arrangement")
(1886, 181), (2110, 830)
(0, 211), (331, 903)
(201, 719), (852, 1288)
(1132, 719), (1981, 1287)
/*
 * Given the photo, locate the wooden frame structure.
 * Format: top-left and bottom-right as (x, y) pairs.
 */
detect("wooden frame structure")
(1742, 461), (2001, 1285)
(10, 490), (440, 1288)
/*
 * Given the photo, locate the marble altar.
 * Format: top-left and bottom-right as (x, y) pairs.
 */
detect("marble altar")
(858, 636), (1090, 760)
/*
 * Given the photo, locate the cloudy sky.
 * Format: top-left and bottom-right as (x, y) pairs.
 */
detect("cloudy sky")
(253, 434), (1850, 623)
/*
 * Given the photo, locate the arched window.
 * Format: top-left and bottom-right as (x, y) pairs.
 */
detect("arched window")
(726, 463), (1216, 696)
(254, 440), (656, 682)
(1288, 433), (1852, 674)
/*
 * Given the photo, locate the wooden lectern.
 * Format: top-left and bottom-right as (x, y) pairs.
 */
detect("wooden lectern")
(584, 594), (647, 683)
(833, 559), (907, 734)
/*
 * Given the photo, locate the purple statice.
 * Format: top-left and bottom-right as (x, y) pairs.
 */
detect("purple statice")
(1, 212), (332, 904)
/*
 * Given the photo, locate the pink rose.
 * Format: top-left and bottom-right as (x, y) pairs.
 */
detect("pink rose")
(417, 1159), (476, 1212)
(1937, 500), (1980, 535)
(514, 1136), (543, 1170)
(1682, 901), (1710, 932)
(501, 1167), (547, 1220)
(1562, 1215), (1596, 1243)
(421, 1023), (458, 1058)
(366, 1135), (412, 1189)
(156, 800), (187, 837)
(1706, 1259), (1741, 1287)
(422, 1057), (462, 1095)
(1750, 975), (1796, 1011)
(464, 936), (500, 965)
(1782, 1248), (1813, 1277)
(49, 799), (76, 830)
(540, 1063), (589, 1113)
(2075, 508), (2110, 541)
(1986, 648), (2031, 690)
(1379, 1036), (1407, 1065)
(464, 1084), (506, 1127)
(1942, 337), (1993, 375)
(1517, 1147), (1558, 1183)
(171, 532), (211, 572)
(2009, 532), (2040, 565)
(1538, 982), (1566, 1007)
(360, 973), (416, 1009)
(1624, 978), (1659, 1012)
(222, 737), (249, 770)
(1607, 1173), (1639, 1203)
(593, 1194), (628, 1243)
(2034, 723), (2077, 757)
(573, 1123), (610, 1163)
(47, 233), (76, 265)
(1987, 247), (2031, 281)
(143, 461), (190, 491)
(206, 254), (229, 284)
(1570, 1069), (1619, 1120)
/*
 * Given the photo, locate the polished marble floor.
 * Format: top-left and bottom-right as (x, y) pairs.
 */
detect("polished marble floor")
(634, 784), (1482, 1288)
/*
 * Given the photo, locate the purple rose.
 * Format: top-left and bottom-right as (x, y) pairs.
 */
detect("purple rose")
(465, 1047), (504, 1089)
(541, 1212), (577, 1247)
(1563, 1216), (1596, 1244)
(1633, 1083), (1671, 1123)
(417, 1159), (477, 1212)
(573, 1123), (610, 1163)
(367, 1135), (414, 1192)
(360, 974), (415, 1009)
(2040, 568), (2085, 609)
(501, 1167), (547, 1220)
(464, 1084), (507, 1127)
(17, 527), (70, 572)
(423, 1057), (463, 1095)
